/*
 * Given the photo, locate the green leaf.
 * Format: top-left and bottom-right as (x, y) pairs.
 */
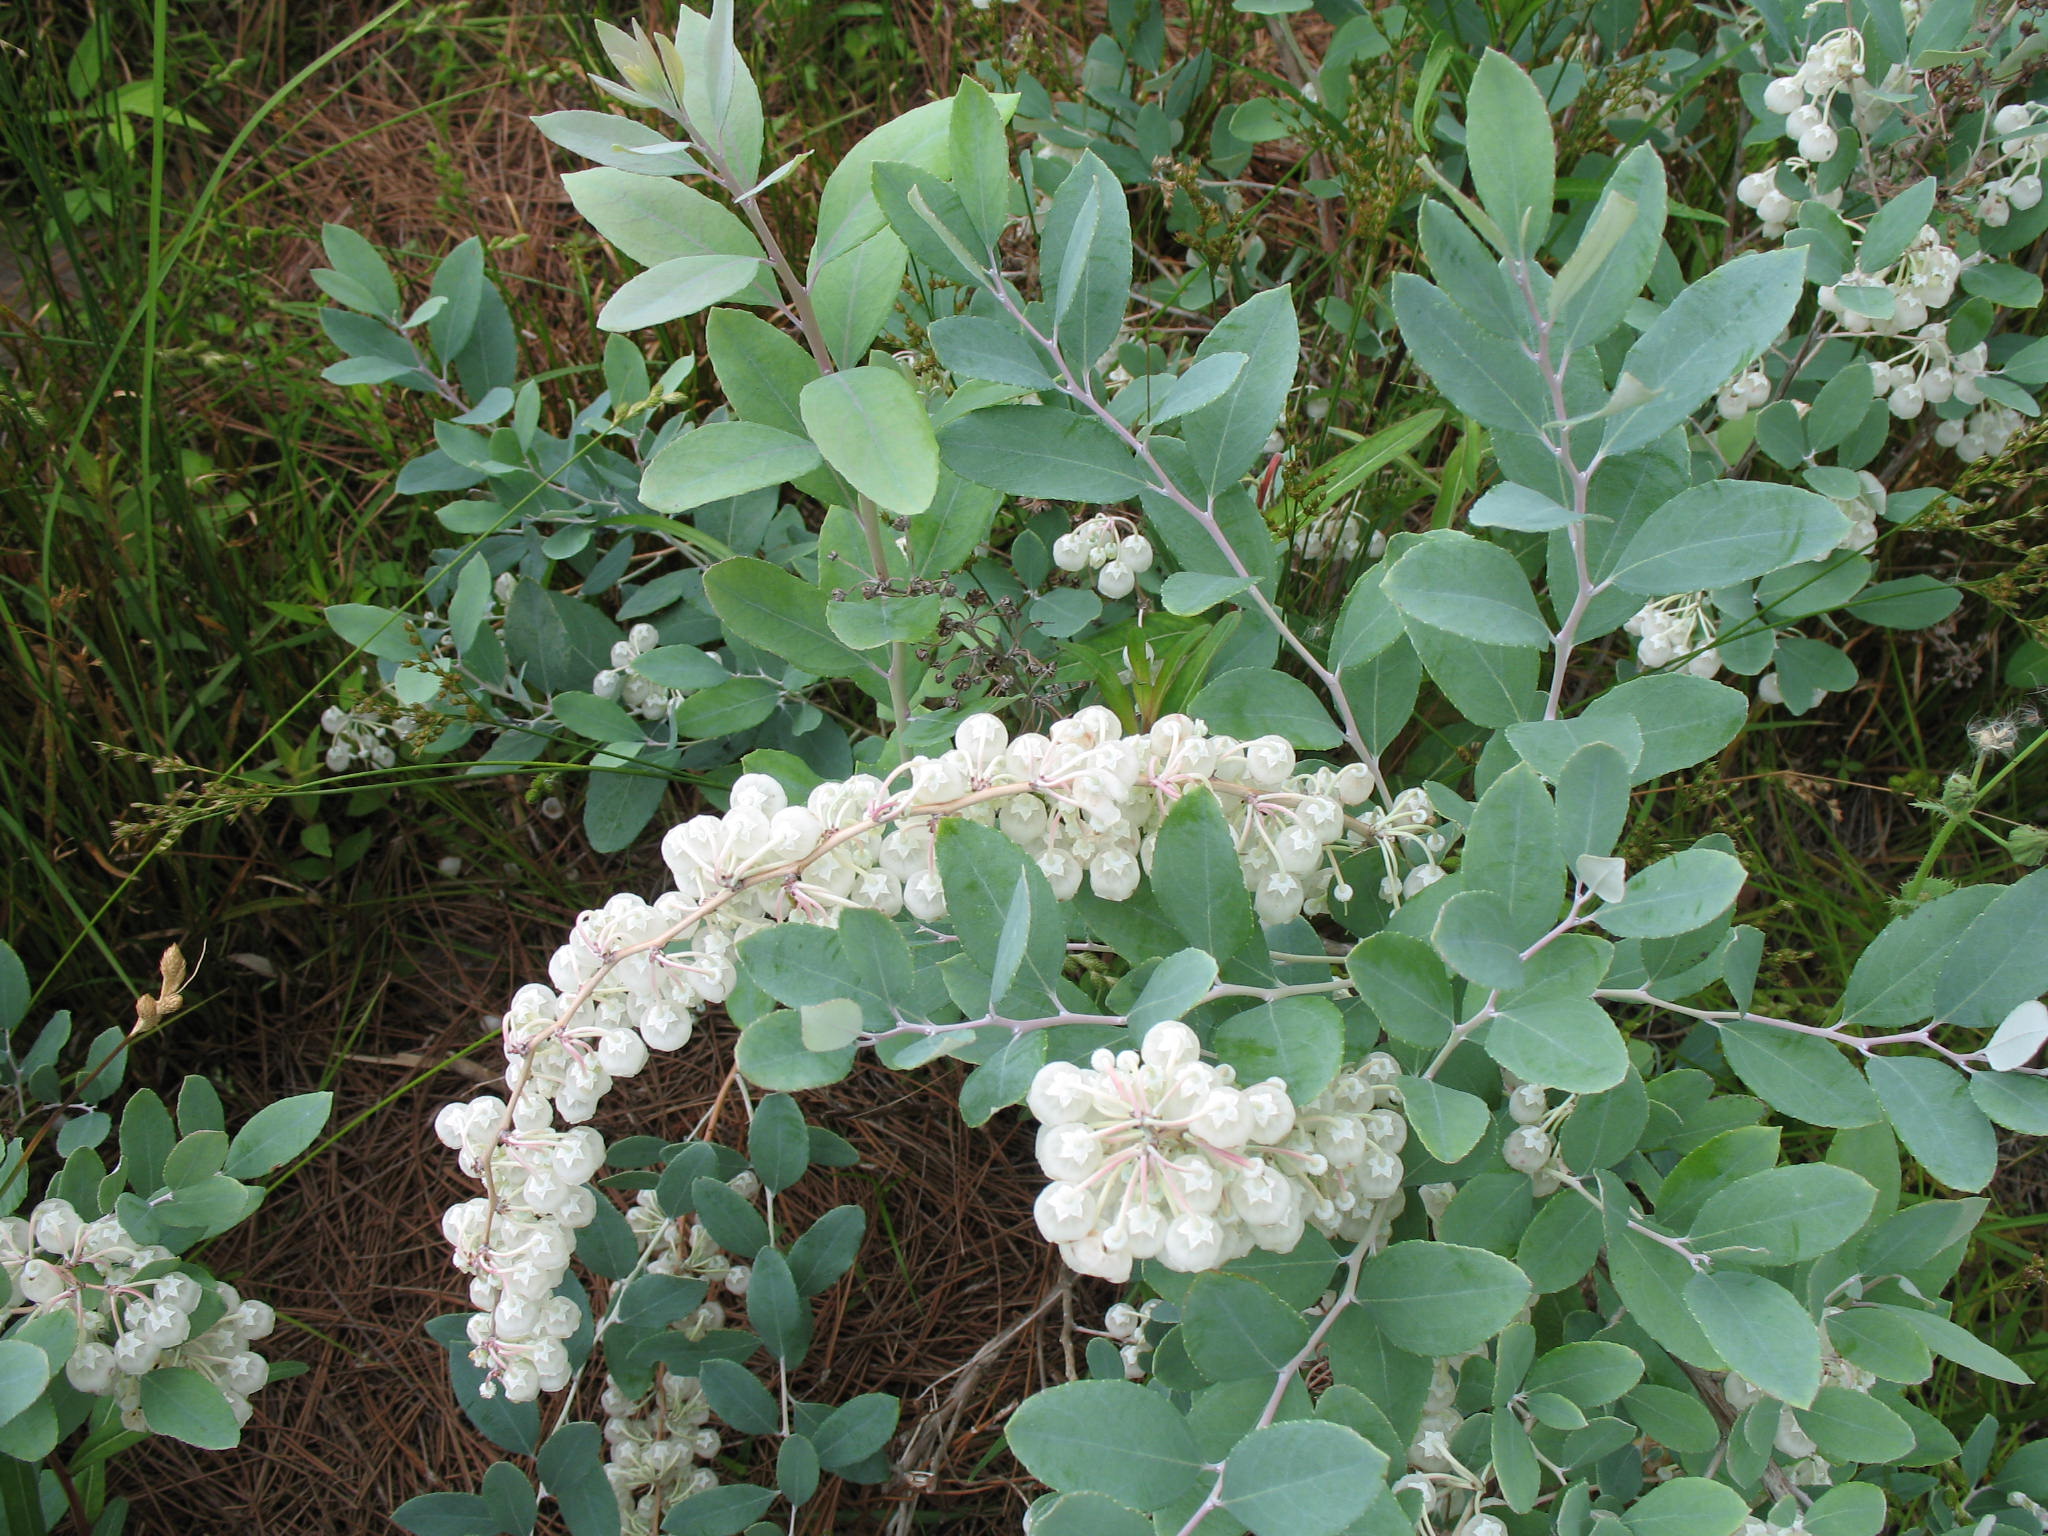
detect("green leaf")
(936, 819), (1065, 1012)
(1355, 1242), (1531, 1356)
(1803, 1482), (1888, 1536)
(1488, 986), (1627, 1094)
(1597, 849), (1744, 939)
(1873, 1303), (2029, 1384)
(1396, 1075), (1489, 1163)
(1392, 275), (1550, 437)
(674, 676), (779, 737)
(1461, 762), (1564, 942)
(1621, 1384), (1720, 1454)
(1972, 1069), (2048, 1133)
(691, 1176), (770, 1256)
(777, 1433), (820, 1506)
(1432, 889), (1526, 990)
(391, 1494), (499, 1536)
(221, 1092), (331, 1180)
(1554, 145), (1668, 350)
(1466, 51), (1555, 255)
(1130, 949), (1220, 1032)
(1581, 674), (1747, 783)
(564, 167), (773, 288)
(325, 603), (420, 663)
(537, 1421), (620, 1536)
(787, 1205), (865, 1296)
(747, 1094), (809, 1195)
(1382, 531), (1554, 648)
(1793, 1386), (1915, 1464)
(1214, 997), (1343, 1102)
(1004, 1380), (1204, 1511)
(1838, 885), (2001, 1028)
(748, 1248), (812, 1366)
(663, 1483), (776, 1536)
(552, 691), (643, 743)
(737, 1010), (856, 1090)
(1349, 932), (1457, 1047)
(0, 1340), (51, 1430)
(812, 1393), (900, 1470)
(1718, 1022), (1880, 1128)
(1624, 1477), (1750, 1536)
(1175, 286), (1301, 496)
(1687, 1165), (1876, 1265)
(1220, 1420), (1387, 1536)
(927, 314), (1055, 389)
(1525, 1341), (1643, 1407)
(799, 367), (940, 517)
(1931, 868), (2048, 1030)
(949, 77), (1010, 247)
(1682, 1270), (1821, 1407)
(1026, 1492), (1153, 1536)
(598, 253), (761, 331)
(1153, 788), (1257, 962)
(697, 1359), (780, 1436)
(1040, 152), (1130, 382)
(1866, 1056), (1996, 1192)
(642, 422), (823, 514)
(140, 1366), (240, 1449)
(1608, 482), (1848, 596)
(937, 406), (1148, 501)
(1188, 668), (1343, 748)
(702, 558), (868, 678)
(1603, 249), (1808, 455)
(1182, 1273), (1312, 1381)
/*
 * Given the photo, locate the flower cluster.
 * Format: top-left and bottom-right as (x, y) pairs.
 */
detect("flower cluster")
(1715, 368), (1772, 421)
(1499, 1075), (1570, 1197)
(1359, 788), (1451, 907)
(1977, 103), (2046, 227)
(1623, 592), (1723, 677)
(1101, 1297), (1165, 1380)
(1935, 402), (2025, 463)
(1051, 514), (1153, 599)
(1759, 28), (1865, 164)
(1826, 470), (1886, 555)
(437, 710), (1409, 1397)
(318, 701), (406, 773)
(2, 1201), (277, 1432)
(1026, 1022), (1409, 1281)
(1291, 505), (1386, 566)
(600, 1374), (722, 1534)
(1817, 226), (1961, 338)
(594, 623), (685, 721)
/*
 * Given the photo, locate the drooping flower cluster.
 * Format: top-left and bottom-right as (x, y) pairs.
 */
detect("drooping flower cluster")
(1051, 514), (1153, 600)
(1291, 505), (1386, 566)
(1026, 1022), (1410, 1281)
(1623, 592), (1722, 677)
(1759, 28), (1864, 164)
(1976, 103), (2046, 227)
(1499, 1075), (1570, 1197)
(1359, 788), (1452, 907)
(600, 1374), (722, 1534)
(1101, 1297), (1166, 1380)
(438, 709), (1402, 1398)
(1714, 368), (1772, 421)
(1818, 225), (1963, 338)
(2, 1201), (277, 1432)
(594, 623), (687, 721)
(318, 701), (405, 773)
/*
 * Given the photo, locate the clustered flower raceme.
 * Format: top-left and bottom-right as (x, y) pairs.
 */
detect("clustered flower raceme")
(1100, 1297), (1166, 1380)
(1, 1201), (277, 1432)
(1758, 27), (1866, 165)
(1025, 1022), (1411, 1281)
(1975, 103), (2046, 228)
(1715, 368), (1774, 421)
(600, 1373), (722, 1534)
(318, 700), (408, 773)
(1291, 505), (1387, 566)
(1499, 1074), (1571, 1197)
(1051, 514), (1153, 600)
(1361, 788), (1452, 907)
(1623, 592), (1725, 678)
(1818, 225), (1964, 338)
(437, 710), (1412, 1398)
(594, 622), (688, 722)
